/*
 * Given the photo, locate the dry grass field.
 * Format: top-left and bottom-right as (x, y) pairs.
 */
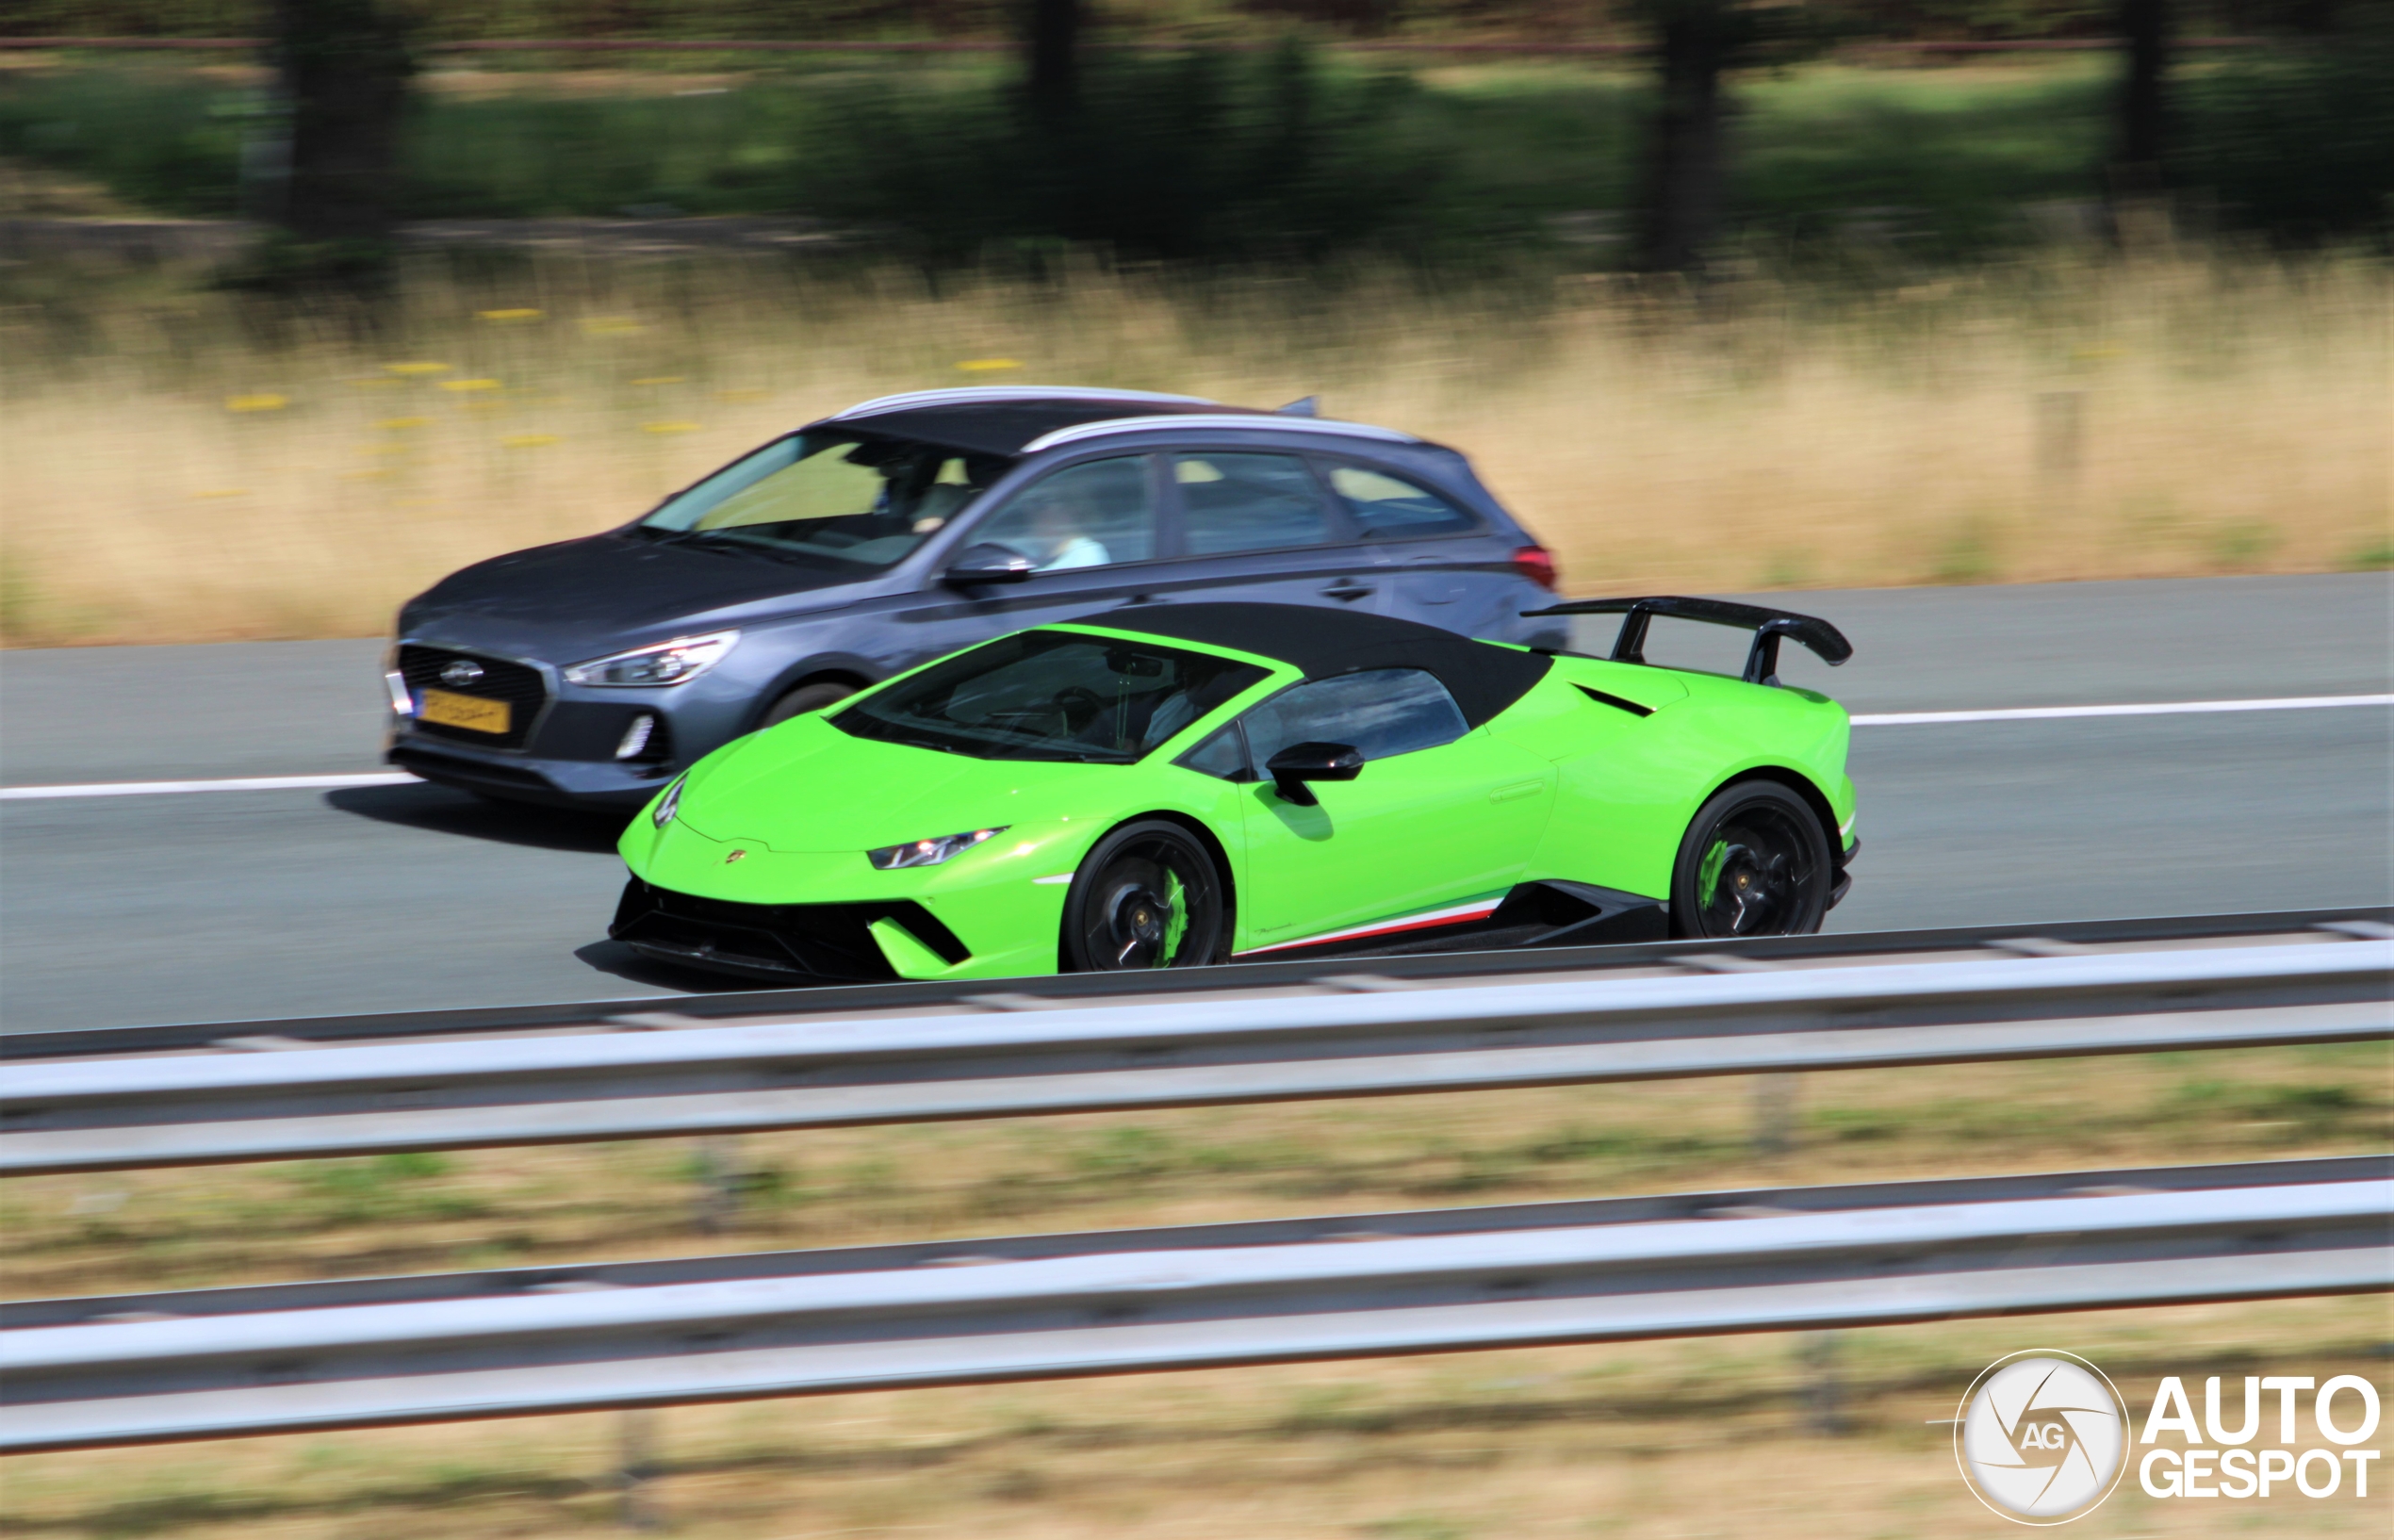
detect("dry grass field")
(3, 247), (2386, 647)
(3, 1043), (2386, 1537)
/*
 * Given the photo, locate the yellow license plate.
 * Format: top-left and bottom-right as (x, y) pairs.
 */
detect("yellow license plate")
(419, 688), (511, 735)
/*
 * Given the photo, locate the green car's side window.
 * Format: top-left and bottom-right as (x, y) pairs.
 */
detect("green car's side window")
(1239, 668), (1469, 765)
(1176, 721), (1253, 781)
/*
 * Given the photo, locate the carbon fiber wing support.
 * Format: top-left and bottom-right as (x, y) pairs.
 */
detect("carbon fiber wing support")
(1524, 596), (1853, 686)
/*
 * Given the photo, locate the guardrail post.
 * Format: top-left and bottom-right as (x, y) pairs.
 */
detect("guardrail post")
(617, 1408), (663, 1530)
(1752, 1073), (1799, 1157)
(692, 1137), (741, 1235)
(1797, 1331), (1848, 1435)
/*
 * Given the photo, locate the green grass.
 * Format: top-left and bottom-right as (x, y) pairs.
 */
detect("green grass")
(1733, 63), (2113, 247)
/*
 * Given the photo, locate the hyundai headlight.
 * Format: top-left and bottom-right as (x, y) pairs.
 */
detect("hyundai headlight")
(867, 827), (1007, 870)
(565, 631), (739, 688)
(651, 774), (687, 828)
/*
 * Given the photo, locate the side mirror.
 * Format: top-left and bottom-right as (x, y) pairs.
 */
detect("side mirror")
(943, 543), (1035, 587)
(1264, 741), (1363, 806)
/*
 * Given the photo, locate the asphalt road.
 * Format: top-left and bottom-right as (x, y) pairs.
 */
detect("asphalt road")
(2, 573), (2386, 1034)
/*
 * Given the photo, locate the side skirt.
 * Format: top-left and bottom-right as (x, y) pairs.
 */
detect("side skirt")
(1230, 881), (1666, 963)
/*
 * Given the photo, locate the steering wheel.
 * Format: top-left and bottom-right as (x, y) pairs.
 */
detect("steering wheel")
(1052, 685), (1106, 732)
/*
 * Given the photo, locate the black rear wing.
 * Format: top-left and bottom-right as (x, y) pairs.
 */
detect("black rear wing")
(1522, 596), (1852, 687)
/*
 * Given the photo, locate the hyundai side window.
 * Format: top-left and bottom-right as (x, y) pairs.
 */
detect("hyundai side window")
(968, 455), (1158, 571)
(1172, 452), (1337, 556)
(1239, 668), (1470, 765)
(1324, 464), (1482, 538)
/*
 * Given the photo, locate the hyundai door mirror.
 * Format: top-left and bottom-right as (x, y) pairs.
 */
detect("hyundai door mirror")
(943, 543), (1036, 587)
(1264, 741), (1364, 806)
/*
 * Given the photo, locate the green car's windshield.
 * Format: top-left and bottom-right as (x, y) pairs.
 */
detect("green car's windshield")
(632, 431), (1011, 571)
(835, 631), (1269, 764)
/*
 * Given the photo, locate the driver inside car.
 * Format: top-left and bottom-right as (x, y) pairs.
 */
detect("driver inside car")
(1022, 486), (1111, 570)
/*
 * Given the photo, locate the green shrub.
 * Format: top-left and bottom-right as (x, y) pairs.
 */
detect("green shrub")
(0, 66), (249, 215)
(793, 43), (1450, 262)
(402, 88), (812, 218)
(2173, 26), (2394, 243)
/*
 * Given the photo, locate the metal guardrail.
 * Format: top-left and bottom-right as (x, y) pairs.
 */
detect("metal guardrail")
(11, 908), (2381, 1062)
(8, 930), (2386, 1175)
(3, 1156), (2382, 1452)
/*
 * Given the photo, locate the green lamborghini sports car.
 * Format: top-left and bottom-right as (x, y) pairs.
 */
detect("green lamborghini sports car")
(611, 598), (1857, 982)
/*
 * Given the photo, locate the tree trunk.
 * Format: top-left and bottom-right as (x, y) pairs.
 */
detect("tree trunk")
(275, 0), (414, 246)
(1026, 0), (1082, 125)
(1638, 4), (1731, 272)
(2114, 0), (2170, 177)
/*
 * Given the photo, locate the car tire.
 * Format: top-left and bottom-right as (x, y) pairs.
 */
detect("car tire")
(1061, 820), (1228, 972)
(1669, 780), (1832, 940)
(759, 680), (856, 729)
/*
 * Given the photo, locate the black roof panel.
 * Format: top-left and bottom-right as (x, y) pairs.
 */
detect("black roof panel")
(837, 398), (1256, 456)
(1090, 603), (1551, 729)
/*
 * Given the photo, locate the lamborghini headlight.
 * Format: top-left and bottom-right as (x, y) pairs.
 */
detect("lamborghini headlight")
(565, 631), (738, 687)
(650, 774), (687, 828)
(867, 827), (1007, 870)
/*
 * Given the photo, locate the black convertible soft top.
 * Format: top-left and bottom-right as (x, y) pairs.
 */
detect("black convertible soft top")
(1090, 602), (1550, 728)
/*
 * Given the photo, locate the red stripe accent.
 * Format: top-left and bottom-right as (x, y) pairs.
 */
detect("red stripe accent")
(1238, 900), (1502, 958)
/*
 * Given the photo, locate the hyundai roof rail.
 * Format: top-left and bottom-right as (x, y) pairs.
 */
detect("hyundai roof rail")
(1024, 413), (1418, 453)
(832, 385), (1220, 420)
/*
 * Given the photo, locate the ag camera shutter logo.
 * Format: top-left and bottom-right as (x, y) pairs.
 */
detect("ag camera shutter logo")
(1954, 1352), (2129, 1525)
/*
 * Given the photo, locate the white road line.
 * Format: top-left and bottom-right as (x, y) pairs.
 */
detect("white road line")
(1851, 694), (2393, 727)
(0, 693), (2386, 801)
(0, 773), (418, 802)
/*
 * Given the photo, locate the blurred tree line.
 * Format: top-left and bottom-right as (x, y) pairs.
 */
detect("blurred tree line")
(4, 0), (2369, 41)
(9, 0), (2385, 274)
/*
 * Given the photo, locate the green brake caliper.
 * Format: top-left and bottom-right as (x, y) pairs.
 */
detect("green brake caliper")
(1697, 838), (1729, 909)
(1156, 869), (1189, 966)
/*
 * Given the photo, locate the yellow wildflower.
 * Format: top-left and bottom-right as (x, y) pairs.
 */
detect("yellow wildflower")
(642, 420), (701, 434)
(501, 434), (562, 449)
(478, 308), (544, 323)
(378, 417), (431, 430)
(385, 362), (452, 376)
(957, 358), (1022, 372)
(224, 393), (287, 413)
(441, 378), (502, 393)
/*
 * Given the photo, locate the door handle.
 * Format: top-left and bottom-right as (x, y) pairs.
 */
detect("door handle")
(1320, 580), (1374, 602)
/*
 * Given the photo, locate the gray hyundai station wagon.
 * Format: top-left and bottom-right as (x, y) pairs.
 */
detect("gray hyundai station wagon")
(385, 385), (1568, 809)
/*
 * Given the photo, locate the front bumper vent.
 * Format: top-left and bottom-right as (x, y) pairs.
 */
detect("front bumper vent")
(610, 878), (970, 982)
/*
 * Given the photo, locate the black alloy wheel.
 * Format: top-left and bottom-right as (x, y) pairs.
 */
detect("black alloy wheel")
(761, 680), (857, 729)
(1669, 780), (1832, 940)
(1062, 820), (1227, 972)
